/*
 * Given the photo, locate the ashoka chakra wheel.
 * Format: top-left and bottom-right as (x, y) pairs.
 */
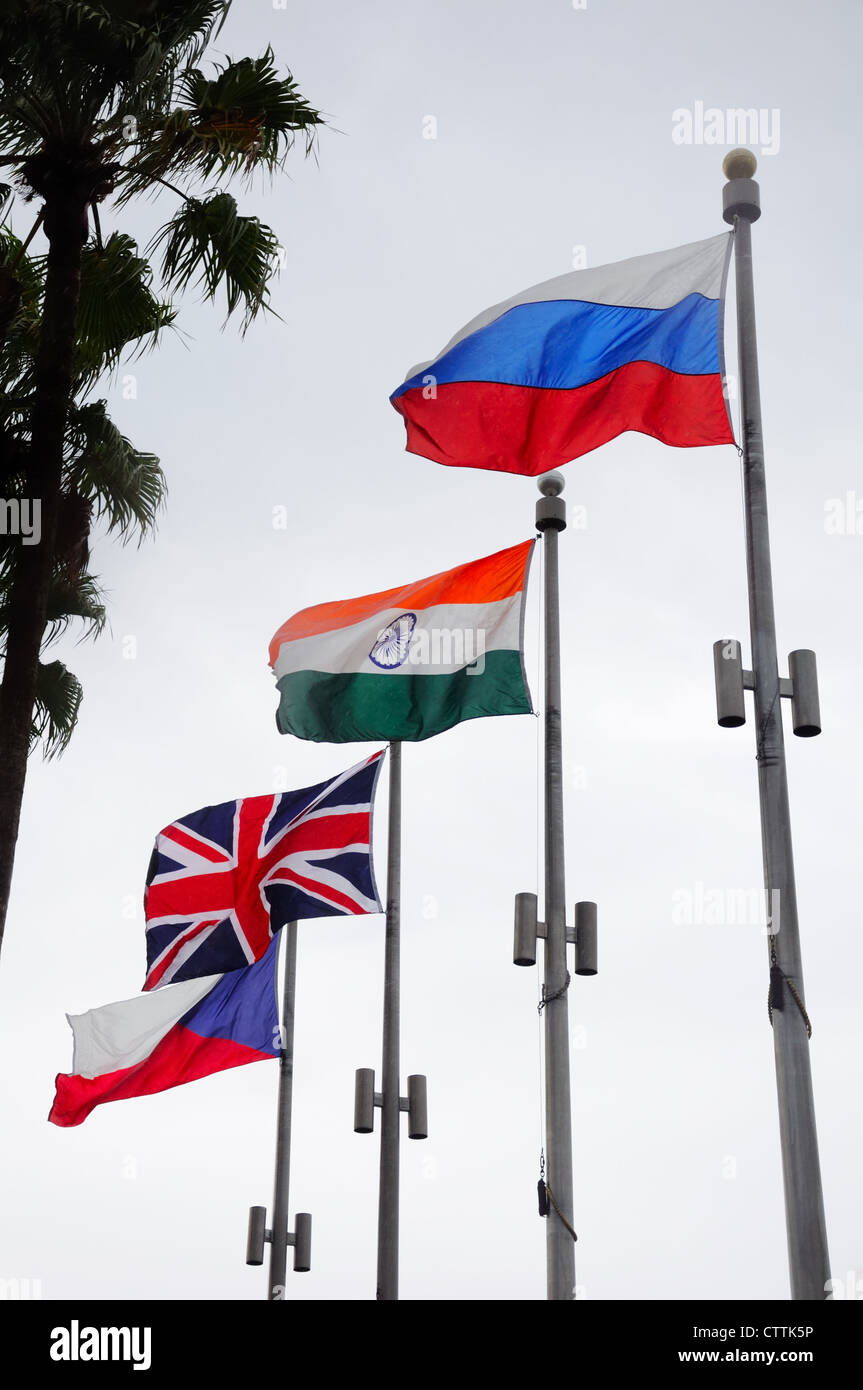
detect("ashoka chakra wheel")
(369, 613), (417, 669)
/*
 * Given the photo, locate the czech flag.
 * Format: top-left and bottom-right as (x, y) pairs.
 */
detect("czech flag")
(390, 233), (734, 476)
(49, 937), (279, 1127)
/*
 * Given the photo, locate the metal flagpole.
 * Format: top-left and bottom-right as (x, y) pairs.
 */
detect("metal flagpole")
(720, 149), (830, 1299)
(245, 921), (311, 1294)
(376, 738), (402, 1300)
(352, 743), (428, 1298)
(268, 920), (299, 1299)
(514, 473), (597, 1300)
(537, 475), (576, 1302)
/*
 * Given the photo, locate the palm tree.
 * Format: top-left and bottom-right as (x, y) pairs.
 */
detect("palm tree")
(0, 226), (166, 751)
(0, 1), (322, 952)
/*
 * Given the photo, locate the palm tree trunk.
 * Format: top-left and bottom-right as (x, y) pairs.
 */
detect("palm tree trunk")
(0, 190), (88, 956)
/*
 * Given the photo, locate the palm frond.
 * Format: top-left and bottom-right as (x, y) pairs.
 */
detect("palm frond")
(115, 47), (322, 200)
(30, 658), (82, 759)
(64, 400), (165, 538)
(0, 2), (233, 159)
(42, 569), (107, 646)
(75, 231), (175, 386)
(150, 190), (280, 327)
(182, 49), (322, 166)
(0, 549), (100, 639)
(0, 232), (43, 436)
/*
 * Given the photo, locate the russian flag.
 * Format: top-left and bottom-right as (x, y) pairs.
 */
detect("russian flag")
(390, 233), (734, 476)
(49, 937), (279, 1128)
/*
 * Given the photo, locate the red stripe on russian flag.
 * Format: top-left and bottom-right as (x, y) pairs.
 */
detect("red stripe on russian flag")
(393, 362), (733, 476)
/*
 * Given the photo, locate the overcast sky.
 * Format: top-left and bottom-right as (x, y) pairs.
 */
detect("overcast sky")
(1, 0), (861, 1302)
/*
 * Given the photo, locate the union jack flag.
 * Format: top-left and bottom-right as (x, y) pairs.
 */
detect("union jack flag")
(143, 752), (384, 990)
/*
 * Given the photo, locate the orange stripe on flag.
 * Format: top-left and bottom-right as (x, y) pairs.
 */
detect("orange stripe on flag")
(269, 539), (534, 660)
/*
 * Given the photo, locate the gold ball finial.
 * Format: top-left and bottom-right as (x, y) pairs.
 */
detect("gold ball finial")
(723, 148), (757, 180)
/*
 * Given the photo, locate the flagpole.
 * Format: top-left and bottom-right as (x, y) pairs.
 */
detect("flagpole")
(721, 149), (830, 1299)
(268, 920), (299, 1299)
(536, 474), (576, 1301)
(377, 739), (402, 1300)
(245, 922), (311, 1294)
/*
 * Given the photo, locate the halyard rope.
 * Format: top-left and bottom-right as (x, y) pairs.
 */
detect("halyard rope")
(538, 970), (571, 1013)
(768, 945), (813, 1039)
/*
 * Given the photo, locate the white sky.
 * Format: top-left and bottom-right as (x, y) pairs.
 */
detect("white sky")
(1, 0), (861, 1301)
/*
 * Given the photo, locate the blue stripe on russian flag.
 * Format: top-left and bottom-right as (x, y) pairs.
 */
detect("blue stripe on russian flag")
(391, 292), (720, 398)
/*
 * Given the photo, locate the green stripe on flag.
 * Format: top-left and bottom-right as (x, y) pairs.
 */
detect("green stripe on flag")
(276, 649), (532, 743)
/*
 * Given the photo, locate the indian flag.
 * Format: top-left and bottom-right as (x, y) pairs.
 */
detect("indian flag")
(269, 539), (535, 743)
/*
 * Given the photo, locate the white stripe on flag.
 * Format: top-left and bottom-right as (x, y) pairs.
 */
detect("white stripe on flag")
(68, 972), (221, 1078)
(272, 596), (522, 680)
(407, 232), (731, 375)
